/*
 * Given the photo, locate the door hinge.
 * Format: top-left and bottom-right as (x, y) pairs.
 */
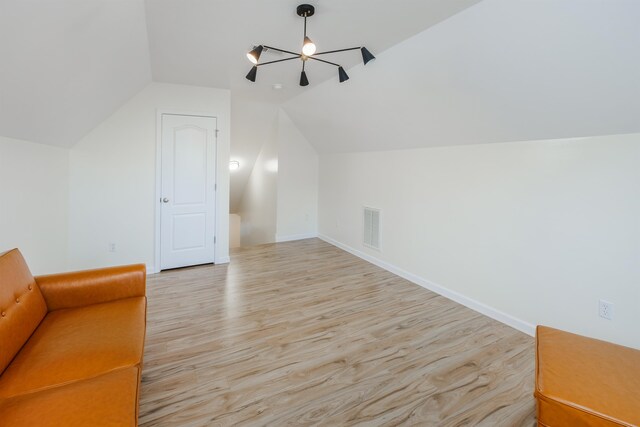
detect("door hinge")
(214, 236), (217, 244)
(214, 183), (217, 191)
(215, 129), (220, 138)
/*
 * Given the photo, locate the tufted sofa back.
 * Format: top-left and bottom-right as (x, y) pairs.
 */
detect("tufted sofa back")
(0, 249), (48, 375)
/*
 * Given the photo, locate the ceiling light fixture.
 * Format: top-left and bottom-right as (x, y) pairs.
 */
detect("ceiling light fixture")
(245, 4), (375, 87)
(229, 160), (240, 171)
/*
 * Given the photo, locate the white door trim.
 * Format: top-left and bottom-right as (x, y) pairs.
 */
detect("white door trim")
(154, 109), (219, 274)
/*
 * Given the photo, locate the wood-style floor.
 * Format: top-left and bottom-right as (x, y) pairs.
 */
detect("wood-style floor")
(139, 238), (536, 426)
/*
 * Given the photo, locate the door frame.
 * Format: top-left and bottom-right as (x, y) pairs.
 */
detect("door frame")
(154, 109), (219, 274)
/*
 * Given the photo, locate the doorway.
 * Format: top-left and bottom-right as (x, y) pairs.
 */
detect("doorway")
(158, 113), (217, 270)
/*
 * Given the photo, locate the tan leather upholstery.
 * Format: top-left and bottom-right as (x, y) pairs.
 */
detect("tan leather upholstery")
(0, 249), (146, 426)
(36, 263), (146, 310)
(0, 367), (139, 427)
(535, 326), (640, 427)
(0, 249), (48, 375)
(0, 297), (146, 398)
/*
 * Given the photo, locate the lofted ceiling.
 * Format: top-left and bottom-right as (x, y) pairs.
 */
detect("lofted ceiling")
(0, 0), (481, 212)
(1, 0), (638, 210)
(144, 0), (481, 103)
(0, 0), (151, 147)
(283, 0), (640, 153)
(144, 0), (482, 211)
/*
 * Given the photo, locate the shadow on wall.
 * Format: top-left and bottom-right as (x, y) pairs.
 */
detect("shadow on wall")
(230, 214), (241, 249)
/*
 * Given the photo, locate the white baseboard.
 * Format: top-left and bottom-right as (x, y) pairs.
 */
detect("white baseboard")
(276, 232), (318, 243)
(318, 234), (535, 337)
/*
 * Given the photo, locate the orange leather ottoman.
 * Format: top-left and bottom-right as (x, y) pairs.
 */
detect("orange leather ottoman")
(535, 326), (640, 427)
(0, 249), (147, 426)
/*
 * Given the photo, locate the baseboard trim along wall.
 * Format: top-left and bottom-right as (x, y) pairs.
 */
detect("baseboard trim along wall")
(318, 234), (536, 337)
(276, 233), (318, 243)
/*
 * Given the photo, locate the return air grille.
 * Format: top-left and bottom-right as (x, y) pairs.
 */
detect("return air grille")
(363, 207), (380, 250)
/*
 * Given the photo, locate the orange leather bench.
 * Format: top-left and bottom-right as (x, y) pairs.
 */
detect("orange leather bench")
(0, 249), (146, 426)
(535, 326), (640, 427)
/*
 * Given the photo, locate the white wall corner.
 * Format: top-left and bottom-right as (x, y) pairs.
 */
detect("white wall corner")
(275, 233), (319, 243)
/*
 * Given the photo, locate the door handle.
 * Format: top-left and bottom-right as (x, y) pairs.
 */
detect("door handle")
(162, 198), (170, 203)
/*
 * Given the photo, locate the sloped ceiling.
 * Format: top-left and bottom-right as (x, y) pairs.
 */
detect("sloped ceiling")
(0, 0), (151, 147)
(283, 0), (640, 152)
(0, 0), (481, 212)
(145, 0), (481, 103)
(144, 0), (482, 211)
(1, 0), (639, 208)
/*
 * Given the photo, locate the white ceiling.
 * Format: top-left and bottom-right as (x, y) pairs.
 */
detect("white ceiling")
(144, 0), (482, 211)
(283, 0), (640, 153)
(1, 0), (638, 209)
(145, 0), (482, 103)
(0, 0), (481, 211)
(0, 0), (151, 147)
(143, 0), (479, 211)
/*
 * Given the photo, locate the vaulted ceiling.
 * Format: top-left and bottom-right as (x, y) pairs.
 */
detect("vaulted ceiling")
(283, 0), (640, 153)
(0, 0), (479, 148)
(1, 0), (639, 210)
(0, 0), (151, 147)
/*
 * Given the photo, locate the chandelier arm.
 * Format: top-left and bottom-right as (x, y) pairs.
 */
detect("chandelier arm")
(257, 56), (302, 67)
(314, 47), (362, 56)
(308, 56), (341, 67)
(263, 45), (300, 57)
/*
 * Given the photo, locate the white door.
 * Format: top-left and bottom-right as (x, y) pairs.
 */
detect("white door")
(160, 114), (217, 270)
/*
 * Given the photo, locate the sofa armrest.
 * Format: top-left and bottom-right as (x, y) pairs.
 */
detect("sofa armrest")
(35, 264), (146, 311)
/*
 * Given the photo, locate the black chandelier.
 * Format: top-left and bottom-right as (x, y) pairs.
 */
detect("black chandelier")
(245, 4), (375, 87)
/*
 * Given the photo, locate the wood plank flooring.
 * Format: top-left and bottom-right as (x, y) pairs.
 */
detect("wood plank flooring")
(139, 238), (536, 426)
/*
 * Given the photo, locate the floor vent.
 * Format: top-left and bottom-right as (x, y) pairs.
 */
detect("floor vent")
(363, 207), (380, 250)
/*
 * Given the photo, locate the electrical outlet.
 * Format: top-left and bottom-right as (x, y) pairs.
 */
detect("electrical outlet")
(599, 300), (614, 320)
(108, 243), (116, 253)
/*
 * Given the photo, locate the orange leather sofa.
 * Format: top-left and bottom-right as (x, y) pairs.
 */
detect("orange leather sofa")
(535, 326), (640, 427)
(0, 249), (146, 426)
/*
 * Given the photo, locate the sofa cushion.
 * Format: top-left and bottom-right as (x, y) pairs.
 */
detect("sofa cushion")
(0, 249), (48, 375)
(0, 367), (139, 427)
(0, 296), (146, 399)
(535, 326), (640, 426)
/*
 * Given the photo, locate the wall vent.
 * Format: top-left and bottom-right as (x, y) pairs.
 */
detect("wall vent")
(363, 207), (380, 250)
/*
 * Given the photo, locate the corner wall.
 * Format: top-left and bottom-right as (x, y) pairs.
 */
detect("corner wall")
(69, 82), (231, 272)
(318, 133), (640, 349)
(237, 108), (318, 247)
(238, 118), (279, 247)
(276, 110), (318, 242)
(0, 136), (69, 274)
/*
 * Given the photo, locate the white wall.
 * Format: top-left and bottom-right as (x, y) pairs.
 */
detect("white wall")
(236, 108), (319, 247)
(229, 100), (280, 213)
(276, 110), (318, 242)
(318, 133), (640, 349)
(69, 82), (230, 272)
(229, 214), (241, 249)
(0, 136), (69, 274)
(237, 121), (279, 247)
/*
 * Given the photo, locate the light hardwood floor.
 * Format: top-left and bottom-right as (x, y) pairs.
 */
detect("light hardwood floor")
(139, 238), (536, 426)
